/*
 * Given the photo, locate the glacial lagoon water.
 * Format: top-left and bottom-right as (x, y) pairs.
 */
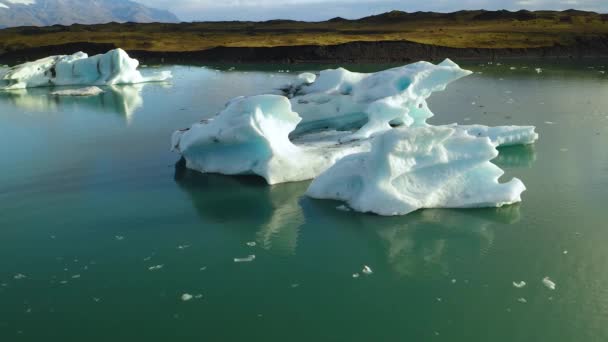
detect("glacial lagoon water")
(0, 61), (607, 341)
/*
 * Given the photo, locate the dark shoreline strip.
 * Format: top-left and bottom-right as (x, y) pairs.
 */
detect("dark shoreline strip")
(1, 37), (608, 65)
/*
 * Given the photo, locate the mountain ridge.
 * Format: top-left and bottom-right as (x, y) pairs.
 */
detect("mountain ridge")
(0, 0), (179, 28)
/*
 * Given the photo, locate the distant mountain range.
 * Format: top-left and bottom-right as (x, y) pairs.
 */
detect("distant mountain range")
(0, 0), (179, 28)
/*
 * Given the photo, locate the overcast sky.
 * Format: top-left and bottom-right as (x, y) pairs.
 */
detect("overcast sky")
(134, 0), (608, 21)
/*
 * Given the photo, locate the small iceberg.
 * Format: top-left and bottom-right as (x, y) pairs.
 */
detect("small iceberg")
(234, 255), (256, 263)
(513, 281), (526, 288)
(1, 48), (171, 90)
(542, 277), (556, 290)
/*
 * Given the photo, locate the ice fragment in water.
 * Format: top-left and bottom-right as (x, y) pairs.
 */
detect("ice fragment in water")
(542, 277), (556, 290)
(234, 255), (256, 263)
(362, 265), (373, 275)
(115, 235), (124, 241)
(517, 297), (527, 303)
(181, 293), (193, 302)
(336, 205), (351, 212)
(148, 265), (164, 271)
(513, 281), (526, 288)
(13, 274), (26, 280)
(352, 273), (360, 278)
(246, 241), (257, 247)
(535, 68), (542, 74)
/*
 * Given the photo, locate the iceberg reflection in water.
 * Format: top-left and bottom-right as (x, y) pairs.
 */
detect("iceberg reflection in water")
(0, 84), (149, 121)
(174, 159), (306, 256)
(175, 154), (523, 271)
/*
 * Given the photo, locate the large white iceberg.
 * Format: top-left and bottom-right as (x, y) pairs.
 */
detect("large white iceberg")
(306, 126), (526, 216)
(0, 48), (171, 90)
(172, 59), (538, 215)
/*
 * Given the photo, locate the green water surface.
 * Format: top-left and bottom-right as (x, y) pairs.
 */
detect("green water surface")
(0, 61), (607, 341)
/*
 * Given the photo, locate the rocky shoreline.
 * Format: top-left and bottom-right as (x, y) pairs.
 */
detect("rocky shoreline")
(1, 37), (608, 65)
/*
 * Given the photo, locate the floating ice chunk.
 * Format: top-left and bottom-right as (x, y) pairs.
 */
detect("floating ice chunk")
(545, 121), (555, 125)
(513, 281), (526, 288)
(194, 294), (203, 299)
(234, 255), (256, 263)
(177, 244), (191, 250)
(13, 273), (26, 280)
(352, 273), (360, 278)
(181, 293), (193, 301)
(115, 235), (125, 241)
(517, 297), (527, 303)
(535, 68), (543, 74)
(71, 274), (81, 279)
(1, 49), (171, 90)
(148, 264), (164, 271)
(51, 86), (104, 96)
(542, 277), (556, 290)
(307, 126), (526, 216)
(453, 124), (539, 147)
(336, 205), (351, 212)
(362, 265), (373, 275)
(246, 241), (257, 247)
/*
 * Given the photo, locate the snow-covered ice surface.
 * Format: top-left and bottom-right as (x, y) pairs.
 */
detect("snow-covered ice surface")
(172, 59), (539, 215)
(306, 126), (526, 216)
(0, 48), (171, 90)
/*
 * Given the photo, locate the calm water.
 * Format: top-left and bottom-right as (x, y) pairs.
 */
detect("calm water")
(1, 61), (607, 341)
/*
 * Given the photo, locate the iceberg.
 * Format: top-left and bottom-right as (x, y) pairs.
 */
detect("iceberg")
(306, 126), (526, 216)
(0, 48), (171, 90)
(172, 59), (538, 215)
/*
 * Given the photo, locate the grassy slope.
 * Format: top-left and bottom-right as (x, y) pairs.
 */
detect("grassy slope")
(1, 10), (607, 53)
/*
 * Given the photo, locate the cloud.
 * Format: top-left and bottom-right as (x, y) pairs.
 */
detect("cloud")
(135, 0), (608, 21)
